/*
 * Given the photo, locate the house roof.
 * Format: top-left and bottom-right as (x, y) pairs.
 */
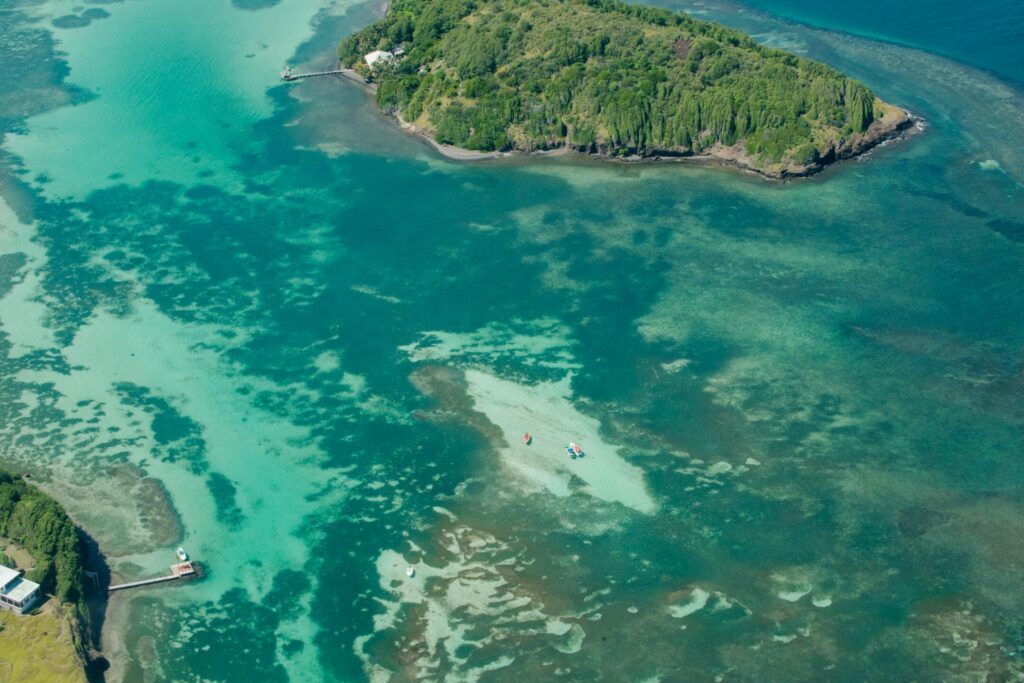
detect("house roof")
(0, 565), (19, 589)
(364, 50), (394, 66)
(3, 576), (39, 603)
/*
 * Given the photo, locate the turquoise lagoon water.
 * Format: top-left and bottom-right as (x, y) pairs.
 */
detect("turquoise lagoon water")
(0, 0), (1022, 681)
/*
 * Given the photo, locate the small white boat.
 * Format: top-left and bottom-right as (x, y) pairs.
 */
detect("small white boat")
(406, 565), (415, 578)
(176, 546), (188, 561)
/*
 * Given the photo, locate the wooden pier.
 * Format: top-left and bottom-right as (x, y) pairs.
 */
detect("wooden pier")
(281, 68), (345, 81)
(108, 561), (197, 592)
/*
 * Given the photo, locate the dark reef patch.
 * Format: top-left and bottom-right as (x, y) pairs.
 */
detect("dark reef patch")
(52, 9), (111, 30)
(231, 0), (283, 10)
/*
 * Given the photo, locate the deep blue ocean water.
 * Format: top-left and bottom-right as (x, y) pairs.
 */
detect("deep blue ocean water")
(0, 0), (1022, 681)
(741, 0), (1024, 86)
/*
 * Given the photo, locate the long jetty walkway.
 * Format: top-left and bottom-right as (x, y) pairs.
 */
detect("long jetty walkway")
(108, 561), (196, 592)
(281, 68), (345, 81)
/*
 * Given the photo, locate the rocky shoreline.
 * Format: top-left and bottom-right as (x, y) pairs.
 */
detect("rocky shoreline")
(666, 106), (918, 179)
(335, 69), (918, 179)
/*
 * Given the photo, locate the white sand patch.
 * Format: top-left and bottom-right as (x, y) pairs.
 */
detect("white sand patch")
(400, 318), (578, 370)
(773, 571), (817, 604)
(977, 159), (1002, 171)
(313, 350), (341, 373)
(660, 358), (691, 373)
(351, 285), (402, 304)
(462, 369), (656, 514)
(745, 457), (762, 466)
(812, 596), (833, 608)
(707, 461), (733, 476)
(550, 622), (586, 653)
(669, 587), (710, 619)
(777, 586), (812, 602)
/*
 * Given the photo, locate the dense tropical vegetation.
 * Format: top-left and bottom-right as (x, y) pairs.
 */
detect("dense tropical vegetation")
(338, 0), (902, 168)
(0, 469), (85, 605)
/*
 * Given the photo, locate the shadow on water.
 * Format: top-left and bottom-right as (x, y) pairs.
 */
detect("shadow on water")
(79, 528), (111, 682)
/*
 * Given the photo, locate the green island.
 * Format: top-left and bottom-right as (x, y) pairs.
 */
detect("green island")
(338, 0), (912, 176)
(0, 469), (90, 682)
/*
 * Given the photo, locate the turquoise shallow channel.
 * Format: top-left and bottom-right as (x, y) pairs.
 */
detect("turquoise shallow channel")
(1, 0), (1023, 681)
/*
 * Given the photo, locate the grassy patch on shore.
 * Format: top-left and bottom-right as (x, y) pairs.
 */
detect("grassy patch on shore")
(0, 606), (87, 683)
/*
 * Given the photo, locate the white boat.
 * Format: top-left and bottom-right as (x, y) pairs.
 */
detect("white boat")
(406, 565), (415, 578)
(176, 546), (188, 561)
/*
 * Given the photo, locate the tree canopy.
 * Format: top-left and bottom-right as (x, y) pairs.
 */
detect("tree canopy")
(0, 469), (85, 605)
(339, 0), (897, 168)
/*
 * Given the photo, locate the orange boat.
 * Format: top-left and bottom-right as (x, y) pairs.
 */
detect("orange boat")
(522, 433), (532, 445)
